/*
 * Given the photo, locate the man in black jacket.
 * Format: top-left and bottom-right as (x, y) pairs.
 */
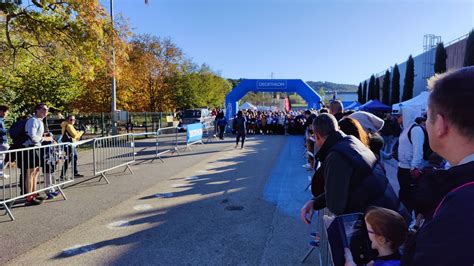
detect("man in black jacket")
(402, 67), (474, 266)
(301, 114), (400, 223)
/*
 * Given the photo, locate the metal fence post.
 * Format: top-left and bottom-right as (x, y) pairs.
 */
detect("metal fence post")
(132, 133), (136, 162)
(93, 138), (97, 176)
(159, 112), (162, 129)
(101, 112), (105, 137)
(144, 112), (148, 134)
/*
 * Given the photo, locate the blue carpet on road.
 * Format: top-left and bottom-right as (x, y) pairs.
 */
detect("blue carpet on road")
(264, 136), (312, 219)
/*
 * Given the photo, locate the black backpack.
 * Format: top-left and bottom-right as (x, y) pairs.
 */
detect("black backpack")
(8, 119), (29, 148)
(408, 124), (433, 161)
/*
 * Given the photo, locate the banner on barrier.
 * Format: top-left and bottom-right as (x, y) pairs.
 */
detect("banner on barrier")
(186, 123), (203, 144)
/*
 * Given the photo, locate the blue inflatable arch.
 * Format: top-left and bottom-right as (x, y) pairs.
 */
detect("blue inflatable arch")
(225, 79), (321, 120)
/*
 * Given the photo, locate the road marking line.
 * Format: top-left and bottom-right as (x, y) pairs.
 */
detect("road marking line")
(133, 204), (153, 211)
(106, 220), (130, 230)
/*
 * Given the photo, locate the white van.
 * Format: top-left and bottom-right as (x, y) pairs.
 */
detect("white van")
(181, 109), (212, 128)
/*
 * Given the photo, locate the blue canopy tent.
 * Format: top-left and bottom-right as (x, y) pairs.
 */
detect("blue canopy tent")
(359, 100), (391, 112)
(225, 79), (321, 120)
(344, 101), (361, 110)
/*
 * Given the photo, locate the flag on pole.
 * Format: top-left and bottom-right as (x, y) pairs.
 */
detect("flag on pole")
(284, 96), (291, 112)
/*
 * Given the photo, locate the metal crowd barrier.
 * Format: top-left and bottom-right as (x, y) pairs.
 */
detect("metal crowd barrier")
(157, 127), (180, 157)
(0, 143), (75, 221)
(202, 121), (216, 143)
(319, 208), (334, 266)
(0, 126), (205, 222)
(92, 134), (135, 184)
(132, 131), (161, 162)
(301, 208), (334, 265)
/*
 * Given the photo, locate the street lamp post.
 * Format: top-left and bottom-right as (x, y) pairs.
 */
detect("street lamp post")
(110, 0), (117, 135)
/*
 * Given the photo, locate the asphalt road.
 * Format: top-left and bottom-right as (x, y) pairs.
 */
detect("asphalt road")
(1, 135), (317, 265)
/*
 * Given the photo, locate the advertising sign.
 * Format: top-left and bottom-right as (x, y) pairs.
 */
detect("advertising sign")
(186, 123), (203, 144)
(256, 80), (287, 90)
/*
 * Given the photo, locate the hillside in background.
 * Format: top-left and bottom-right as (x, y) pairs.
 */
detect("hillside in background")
(305, 81), (358, 92)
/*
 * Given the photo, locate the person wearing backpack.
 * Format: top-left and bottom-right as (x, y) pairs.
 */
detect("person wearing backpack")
(397, 107), (426, 214)
(0, 105), (9, 179)
(21, 103), (54, 206)
(401, 66), (474, 266)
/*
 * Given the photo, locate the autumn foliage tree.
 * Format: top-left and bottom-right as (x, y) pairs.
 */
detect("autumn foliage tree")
(0, 0), (130, 114)
(0, 1), (230, 115)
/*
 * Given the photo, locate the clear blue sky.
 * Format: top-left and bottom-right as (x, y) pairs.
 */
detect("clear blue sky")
(107, 0), (473, 85)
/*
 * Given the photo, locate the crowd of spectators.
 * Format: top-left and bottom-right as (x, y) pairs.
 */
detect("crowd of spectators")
(0, 103), (86, 206)
(232, 110), (307, 135)
(300, 66), (474, 266)
(212, 108), (312, 141)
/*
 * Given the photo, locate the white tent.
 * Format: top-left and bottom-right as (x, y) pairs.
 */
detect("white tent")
(256, 106), (278, 111)
(392, 91), (430, 114)
(239, 102), (257, 110)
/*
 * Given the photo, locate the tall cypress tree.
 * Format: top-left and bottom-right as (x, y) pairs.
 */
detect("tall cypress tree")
(434, 42), (447, 74)
(464, 30), (474, 67)
(362, 81), (368, 104)
(391, 64), (400, 105)
(402, 55), (414, 101)
(374, 76), (381, 101)
(368, 75), (376, 100)
(382, 70), (391, 105)
(357, 83), (363, 103)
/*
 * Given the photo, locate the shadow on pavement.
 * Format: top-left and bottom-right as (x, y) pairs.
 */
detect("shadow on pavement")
(50, 136), (312, 264)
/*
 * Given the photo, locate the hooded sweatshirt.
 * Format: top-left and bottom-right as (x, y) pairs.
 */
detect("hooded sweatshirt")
(398, 107), (425, 169)
(349, 111), (385, 133)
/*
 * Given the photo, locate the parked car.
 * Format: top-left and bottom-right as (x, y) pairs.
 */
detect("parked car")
(179, 108), (213, 130)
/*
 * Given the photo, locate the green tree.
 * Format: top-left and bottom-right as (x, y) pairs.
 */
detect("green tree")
(382, 70), (391, 105)
(0, 1), (128, 81)
(434, 42), (448, 74)
(357, 83), (363, 103)
(169, 63), (231, 110)
(368, 75), (375, 100)
(0, 1), (131, 114)
(391, 64), (400, 104)
(402, 55), (415, 101)
(362, 81), (367, 104)
(464, 30), (474, 67)
(318, 87), (327, 105)
(374, 76), (381, 101)
(8, 58), (83, 114)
